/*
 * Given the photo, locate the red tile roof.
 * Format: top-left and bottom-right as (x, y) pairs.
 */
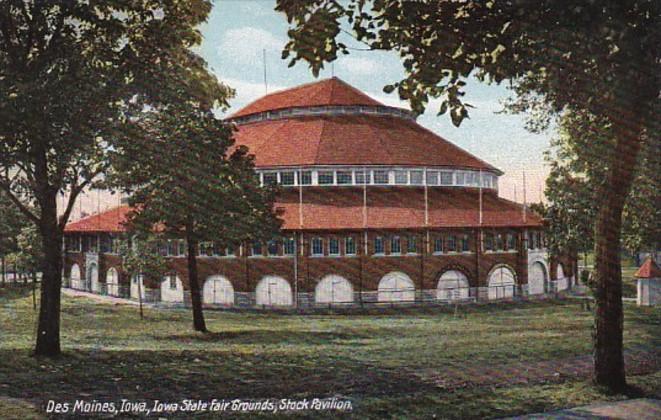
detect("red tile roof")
(275, 188), (542, 230)
(230, 77), (383, 118)
(64, 206), (131, 233)
(634, 258), (661, 279)
(232, 115), (500, 172)
(65, 189), (541, 233)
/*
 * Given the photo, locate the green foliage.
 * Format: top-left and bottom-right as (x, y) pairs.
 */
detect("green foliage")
(6, 224), (43, 274)
(544, 111), (660, 256)
(0, 0), (230, 226)
(0, 193), (26, 256)
(119, 235), (167, 284)
(111, 103), (282, 250)
(276, 0), (658, 125)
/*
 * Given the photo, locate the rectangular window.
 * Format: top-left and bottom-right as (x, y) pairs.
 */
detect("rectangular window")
(336, 171), (353, 184)
(100, 235), (112, 253)
(318, 171), (334, 185)
(394, 170), (408, 184)
(252, 242), (263, 256)
(506, 233), (516, 250)
(280, 171), (295, 186)
(179, 240), (186, 256)
(169, 276), (177, 290)
(407, 235), (417, 253)
(198, 242), (212, 256)
(355, 170), (371, 184)
(433, 237), (443, 253)
(374, 236), (384, 254)
(311, 237), (324, 256)
(345, 237), (356, 255)
(484, 233), (494, 251)
(283, 238), (295, 255)
(456, 172), (466, 185)
(390, 236), (401, 254)
(263, 172), (278, 186)
(226, 245), (235, 257)
(373, 170), (389, 184)
(440, 171), (453, 185)
(267, 240), (279, 256)
(298, 171), (312, 185)
(167, 240), (178, 257)
(329, 238), (340, 255)
(426, 171), (439, 185)
(410, 170), (424, 185)
(446, 235), (457, 252)
(461, 234), (470, 252)
(496, 234), (504, 251)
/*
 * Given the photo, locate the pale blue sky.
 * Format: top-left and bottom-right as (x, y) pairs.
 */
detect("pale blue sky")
(72, 0), (552, 218)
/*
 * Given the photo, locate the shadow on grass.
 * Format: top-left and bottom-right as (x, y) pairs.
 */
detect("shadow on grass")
(0, 348), (430, 408)
(0, 285), (34, 301)
(157, 329), (372, 345)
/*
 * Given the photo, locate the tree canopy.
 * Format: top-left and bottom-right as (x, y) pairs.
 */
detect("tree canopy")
(0, 0), (229, 355)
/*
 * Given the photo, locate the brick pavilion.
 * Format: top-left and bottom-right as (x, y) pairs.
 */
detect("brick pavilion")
(63, 78), (575, 307)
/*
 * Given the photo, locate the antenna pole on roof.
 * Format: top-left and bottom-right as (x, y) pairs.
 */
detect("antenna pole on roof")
(478, 169), (483, 226)
(522, 170), (527, 223)
(263, 49), (268, 94)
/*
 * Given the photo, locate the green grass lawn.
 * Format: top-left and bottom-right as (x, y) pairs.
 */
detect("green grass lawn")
(0, 287), (659, 419)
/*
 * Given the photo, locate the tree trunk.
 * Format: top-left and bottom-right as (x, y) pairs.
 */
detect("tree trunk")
(592, 118), (643, 392)
(34, 191), (63, 356)
(186, 233), (206, 332)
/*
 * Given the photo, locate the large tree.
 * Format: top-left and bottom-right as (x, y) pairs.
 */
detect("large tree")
(112, 104), (281, 332)
(0, 0), (225, 356)
(275, 0), (659, 391)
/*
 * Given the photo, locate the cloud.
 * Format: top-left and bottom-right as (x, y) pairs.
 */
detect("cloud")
(218, 27), (285, 67)
(337, 56), (380, 76)
(215, 77), (286, 116)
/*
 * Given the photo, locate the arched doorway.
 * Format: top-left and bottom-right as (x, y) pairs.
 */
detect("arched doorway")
(315, 275), (354, 304)
(437, 270), (470, 300)
(528, 262), (548, 295)
(557, 263), (568, 291)
(106, 267), (120, 297)
(88, 263), (99, 293)
(130, 274), (145, 301)
(161, 275), (184, 303)
(378, 272), (415, 302)
(255, 276), (292, 306)
(487, 265), (517, 300)
(203, 275), (234, 306)
(70, 264), (82, 290)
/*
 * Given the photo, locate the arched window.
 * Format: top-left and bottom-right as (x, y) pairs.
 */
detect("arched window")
(203, 275), (234, 306)
(487, 266), (517, 300)
(255, 276), (292, 306)
(378, 272), (415, 302)
(315, 275), (353, 304)
(437, 270), (469, 300)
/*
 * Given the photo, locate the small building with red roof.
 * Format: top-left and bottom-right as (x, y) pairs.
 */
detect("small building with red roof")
(635, 257), (661, 306)
(63, 78), (574, 307)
